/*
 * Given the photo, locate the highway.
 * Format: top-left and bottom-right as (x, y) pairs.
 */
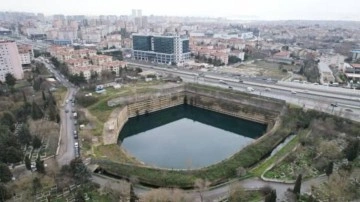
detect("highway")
(36, 57), (79, 166)
(128, 62), (360, 121)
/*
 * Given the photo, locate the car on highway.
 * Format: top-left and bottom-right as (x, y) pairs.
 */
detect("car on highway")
(74, 142), (79, 148)
(291, 90), (297, 94)
(247, 87), (255, 92)
(345, 108), (353, 112)
(73, 130), (78, 139)
(65, 109), (69, 113)
(265, 88), (271, 91)
(238, 80), (244, 83)
(228, 86), (233, 89)
(330, 103), (338, 107)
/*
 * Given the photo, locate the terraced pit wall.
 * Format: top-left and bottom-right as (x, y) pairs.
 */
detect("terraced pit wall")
(104, 84), (285, 144)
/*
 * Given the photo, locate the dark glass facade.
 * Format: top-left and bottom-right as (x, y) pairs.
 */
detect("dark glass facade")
(182, 39), (190, 53)
(133, 35), (152, 51)
(153, 37), (174, 54)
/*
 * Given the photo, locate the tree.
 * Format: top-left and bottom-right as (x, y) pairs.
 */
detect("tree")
(69, 158), (90, 183)
(22, 91), (27, 103)
(5, 146), (23, 163)
(32, 136), (42, 149)
(194, 178), (210, 202)
(265, 189), (277, 202)
(32, 177), (42, 194)
(1, 111), (16, 132)
(35, 156), (45, 173)
(0, 183), (11, 201)
(31, 101), (44, 120)
(293, 174), (302, 197)
(5, 73), (16, 87)
(48, 103), (57, 122)
(0, 163), (12, 183)
(25, 155), (31, 170)
(18, 124), (32, 145)
(228, 183), (250, 202)
(345, 139), (359, 161)
(228, 55), (242, 64)
(326, 161), (334, 177)
(42, 90), (46, 102)
(141, 188), (191, 202)
(130, 184), (138, 202)
(78, 72), (87, 84)
(90, 71), (99, 84)
(75, 191), (85, 202)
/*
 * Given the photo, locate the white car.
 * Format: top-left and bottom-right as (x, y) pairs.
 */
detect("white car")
(74, 142), (79, 147)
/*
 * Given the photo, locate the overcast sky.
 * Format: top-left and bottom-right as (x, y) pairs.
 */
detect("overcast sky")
(1, 0), (359, 21)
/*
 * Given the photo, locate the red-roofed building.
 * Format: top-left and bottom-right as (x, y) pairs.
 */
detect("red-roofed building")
(66, 58), (90, 67)
(90, 55), (113, 65)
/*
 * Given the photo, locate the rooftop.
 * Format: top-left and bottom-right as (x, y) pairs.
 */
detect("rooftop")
(351, 49), (360, 53)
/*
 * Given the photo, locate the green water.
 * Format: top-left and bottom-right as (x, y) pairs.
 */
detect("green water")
(119, 105), (266, 169)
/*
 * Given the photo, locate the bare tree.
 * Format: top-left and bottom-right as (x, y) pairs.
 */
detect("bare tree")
(228, 183), (250, 202)
(141, 188), (192, 202)
(194, 178), (211, 202)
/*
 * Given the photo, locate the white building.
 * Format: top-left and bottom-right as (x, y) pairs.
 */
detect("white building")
(18, 44), (34, 65)
(0, 40), (24, 81)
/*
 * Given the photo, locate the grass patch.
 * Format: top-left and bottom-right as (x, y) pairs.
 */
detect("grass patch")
(88, 99), (114, 123)
(251, 129), (307, 177)
(53, 87), (68, 105)
(94, 144), (139, 164)
(14, 80), (31, 89)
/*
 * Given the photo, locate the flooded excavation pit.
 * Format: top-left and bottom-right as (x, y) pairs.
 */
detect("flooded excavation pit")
(118, 105), (266, 169)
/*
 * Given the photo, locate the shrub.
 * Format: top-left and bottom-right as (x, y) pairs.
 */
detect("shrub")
(76, 94), (99, 107)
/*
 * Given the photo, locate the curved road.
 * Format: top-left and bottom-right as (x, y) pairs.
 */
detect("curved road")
(91, 173), (327, 202)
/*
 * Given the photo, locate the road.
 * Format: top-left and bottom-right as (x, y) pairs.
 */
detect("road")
(128, 62), (360, 121)
(92, 172), (327, 202)
(36, 57), (79, 166)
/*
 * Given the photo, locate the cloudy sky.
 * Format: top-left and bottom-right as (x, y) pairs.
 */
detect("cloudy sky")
(1, 0), (359, 21)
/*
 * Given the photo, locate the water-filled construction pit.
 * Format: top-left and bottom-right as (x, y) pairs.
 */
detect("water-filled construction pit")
(94, 84), (287, 188)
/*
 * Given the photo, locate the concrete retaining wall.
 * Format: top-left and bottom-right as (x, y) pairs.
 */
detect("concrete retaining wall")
(103, 106), (129, 145)
(127, 92), (185, 117)
(103, 84), (285, 144)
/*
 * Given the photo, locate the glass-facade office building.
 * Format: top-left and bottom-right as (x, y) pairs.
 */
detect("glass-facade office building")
(132, 34), (191, 64)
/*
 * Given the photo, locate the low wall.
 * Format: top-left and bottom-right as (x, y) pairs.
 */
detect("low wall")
(103, 106), (129, 145)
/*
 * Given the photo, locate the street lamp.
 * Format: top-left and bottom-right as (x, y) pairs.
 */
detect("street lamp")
(331, 103), (338, 113)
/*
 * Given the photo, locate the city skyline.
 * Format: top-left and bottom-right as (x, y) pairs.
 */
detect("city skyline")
(0, 0), (359, 21)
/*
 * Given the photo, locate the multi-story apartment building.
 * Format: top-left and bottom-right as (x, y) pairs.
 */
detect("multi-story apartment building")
(18, 44), (34, 65)
(132, 34), (191, 65)
(48, 46), (127, 80)
(0, 40), (23, 81)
